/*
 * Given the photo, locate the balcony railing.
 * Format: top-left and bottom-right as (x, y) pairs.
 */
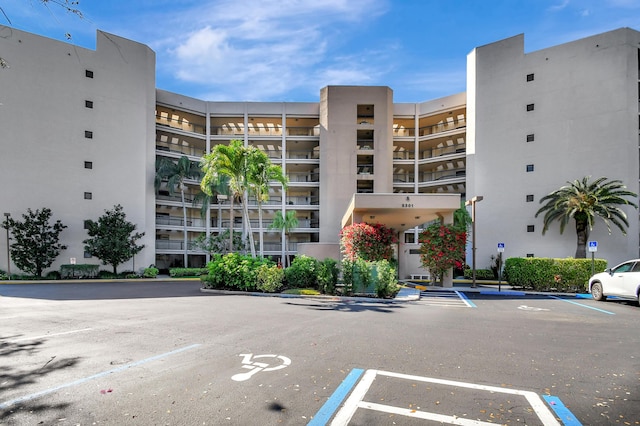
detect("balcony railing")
(156, 143), (205, 158)
(286, 150), (320, 160)
(156, 115), (206, 135)
(420, 144), (466, 159)
(393, 151), (416, 160)
(286, 196), (320, 206)
(419, 119), (466, 137)
(393, 174), (416, 183)
(210, 126), (320, 137)
(155, 240), (202, 250)
(420, 168), (466, 182)
(393, 128), (416, 137)
(156, 216), (207, 228)
(288, 172), (320, 183)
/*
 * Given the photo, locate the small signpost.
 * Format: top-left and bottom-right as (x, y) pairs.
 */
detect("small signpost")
(588, 241), (597, 276)
(497, 243), (505, 291)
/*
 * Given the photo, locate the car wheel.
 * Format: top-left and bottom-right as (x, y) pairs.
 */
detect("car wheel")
(591, 282), (605, 301)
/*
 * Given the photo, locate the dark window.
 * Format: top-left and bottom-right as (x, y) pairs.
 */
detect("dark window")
(526, 164), (534, 172)
(83, 220), (91, 229)
(526, 103), (535, 111)
(409, 249), (421, 255)
(85, 100), (93, 109)
(84, 251), (92, 258)
(527, 225), (535, 232)
(404, 233), (415, 244)
(526, 134), (535, 142)
(84, 161), (92, 169)
(84, 130), (93, 139)
(85, 69), (94, 78)
(526, 194), (534, 202)
(84, 192), (92, 200)
(526, 253), (534, 258)
(526, 73), (534, 82)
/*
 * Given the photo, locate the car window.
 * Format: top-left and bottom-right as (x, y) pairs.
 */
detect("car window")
(613, 262), (634, 273)
(631, 262), (640, 272)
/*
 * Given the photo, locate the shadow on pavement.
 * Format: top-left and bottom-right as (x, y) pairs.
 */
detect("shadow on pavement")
(0, 281), (205, 301)
(284, 300), (404, 313)
(0, 335), (79, 423)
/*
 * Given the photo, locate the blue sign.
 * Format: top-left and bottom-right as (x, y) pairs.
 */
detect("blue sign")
(497, 243), (505, 252)
(588, 241), (597, 252)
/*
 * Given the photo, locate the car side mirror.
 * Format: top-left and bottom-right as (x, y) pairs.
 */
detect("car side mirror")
(606, 268), (612, 275)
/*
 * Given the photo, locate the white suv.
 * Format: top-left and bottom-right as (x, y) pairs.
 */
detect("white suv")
(589, 259), (640, 303)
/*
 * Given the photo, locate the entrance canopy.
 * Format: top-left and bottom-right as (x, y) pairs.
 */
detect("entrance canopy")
(341, 193), (461, 232)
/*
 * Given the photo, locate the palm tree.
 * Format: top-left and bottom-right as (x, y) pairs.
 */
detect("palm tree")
(270, 210), (298, 267)
(535, 176), (638, 258)
(249, 151), (288, 258)
(201, 140), (258, 256)
(155, 155), (202, 267)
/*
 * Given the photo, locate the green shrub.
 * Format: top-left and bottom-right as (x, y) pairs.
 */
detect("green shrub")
(98, 270), (117, 279)
(44, 270), (61, 280)
(143, 267), (159, 278)
(373, 260), (400, 298)
(504, 257), (607, 292)
(317, 258), (339, 295)
(0, 270), (8, 280)
(60, 264), (100, 279)
(201, 253), (273, 291)
(284, 255), (318, 289)
(256, 264), (285, 293)
(463, 268), (495, 280)
(170, 267), (208, 278)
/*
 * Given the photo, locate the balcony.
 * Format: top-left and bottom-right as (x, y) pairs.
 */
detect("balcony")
(420, 144), (466, 160)
(419, 119), (466, 137)
(420, 168), (466, 183)
(156, 115), (206, 135)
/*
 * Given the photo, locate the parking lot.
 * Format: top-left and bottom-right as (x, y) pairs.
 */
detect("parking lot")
(1, 281), (638, 425)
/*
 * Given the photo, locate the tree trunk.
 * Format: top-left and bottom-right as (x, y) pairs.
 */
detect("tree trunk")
(229, 197), (235, 253)
(241, 192), (256, 257)
(258, 204), (264, 258)
(575, 217), (589, 258)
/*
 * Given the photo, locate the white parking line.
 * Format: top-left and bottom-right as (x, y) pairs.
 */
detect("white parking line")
(11, 328), (94, 342)
(330, 369), (560, 426)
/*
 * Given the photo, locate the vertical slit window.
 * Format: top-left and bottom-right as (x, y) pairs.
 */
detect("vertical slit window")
(526, 194), (534, 202)
(526, 73), (534, 82)
(84, 192), (92, 200)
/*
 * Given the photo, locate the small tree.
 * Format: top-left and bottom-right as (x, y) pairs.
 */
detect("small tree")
(2, 208), (67, 277)
(269, 210), (299, 267)
(418, 223), (466, 284)
(83, 205), (145, 274)
(339, 222), (397, 262)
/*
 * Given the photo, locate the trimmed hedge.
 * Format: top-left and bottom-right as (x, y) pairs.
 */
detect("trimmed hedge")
(503, 257), (607, 292)
(463, 268), (495, 280)
(60, 264), (99, 279)
(170, 267), (208, 278)
(201, 253), (273, 291)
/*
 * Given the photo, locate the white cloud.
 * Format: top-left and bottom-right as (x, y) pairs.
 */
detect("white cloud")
(151, 0), (389, 100)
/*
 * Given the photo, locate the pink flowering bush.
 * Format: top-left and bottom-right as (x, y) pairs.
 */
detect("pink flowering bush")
(340, 222), (397, 262)
(419, 223), (466, 283)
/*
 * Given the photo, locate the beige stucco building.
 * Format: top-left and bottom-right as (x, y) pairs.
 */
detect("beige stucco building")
(1, 25), (639, 278)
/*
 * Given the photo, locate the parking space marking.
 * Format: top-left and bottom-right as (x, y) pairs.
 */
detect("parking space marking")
(0, 343), (201, 410)
(308, 368), (364, 426)
(542, 395), (582, 426)
(547, 296), (615, 315)
(11, 328), (94, 342)
(325, 369), (562, 426)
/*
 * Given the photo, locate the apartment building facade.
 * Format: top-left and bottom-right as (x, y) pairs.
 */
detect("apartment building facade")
(1, 25), (639, 278)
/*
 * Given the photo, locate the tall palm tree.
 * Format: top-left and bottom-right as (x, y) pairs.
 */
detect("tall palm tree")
(269, 210), (298, 267)
(535, 176), (638, 258)
(249, 151), (288, 258)
(155, 155), (202, 267)
(201, 140), (258, 256)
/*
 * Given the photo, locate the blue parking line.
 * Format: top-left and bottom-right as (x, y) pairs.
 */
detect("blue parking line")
(548, 295), (615, 315)
(308, 368), (364, 426)
(0, 344), (201, 410)
(456, 291), (477, 308)
(542, 395), (582, 425)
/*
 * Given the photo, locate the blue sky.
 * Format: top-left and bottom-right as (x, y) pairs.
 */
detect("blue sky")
(2, 0), (639, 102)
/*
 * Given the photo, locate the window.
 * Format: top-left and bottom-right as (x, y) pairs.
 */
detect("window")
(404, 233), (415, 244)
(84, 161), (93, 169)
(527, 225), (535, 232)
(526, 164), (534, 172)
(84, 220), (91, 229)
(526, 194), (534, 202)
(526, 134), (535, 142)
(526, 253), (535, 258)
(526, 103), (535, 111)
(84, 251), (92, 258)
(84, 130), (93, 139)
(85, 100), (93, 109)
(84, 192), (92, 200)
(526, 73), (534, 82)
(85, 69), (94, 78)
